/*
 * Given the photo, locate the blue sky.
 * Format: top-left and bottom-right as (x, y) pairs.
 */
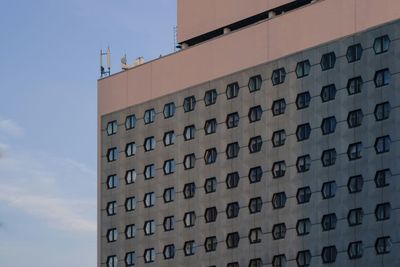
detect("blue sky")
(0, 1), (176, 266)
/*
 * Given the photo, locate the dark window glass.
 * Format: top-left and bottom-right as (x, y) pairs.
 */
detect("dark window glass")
(375, 169), (391, 188)
(272, 192), (286, 209)
(271, 68), (286, 85)
(248, 75), (262, 92)
(322, 181), (337, 199)
(375, 135), (391, 154)
(272, 99), (286, 116)
(205, 207), (218, 223)
(227, 262), (239, 267)
(296, 92), (311, 109)
(163, 102), (176, 118)
(322, 246), (337, 264)
(204, 89), (218, 106)
(374, 68), (391, 87)
(249, 105), (263, 122)
(374, 35), (390, 54)
(296, 123), (311, 141)
(204, 148), (217, 164)
(184, 240), (196, 256)
(204, 177), (217, 193)
(226, 232), (240, 249)
(348, 208), (363, 226)
(346, 43), (363, 62)
(375, 236), (392, 254)
(272, 223), (286, 240)
(321, 84), (336, 102)
(200, 238), (213, 255)
(272, 129), (286, 147)
(296, 60), (311, 78)
(374, 102), (391, 121)
(347, 109), (363, 128)
(226, 202), (240, 218)
(297, 187), (311, 204)
(296, 155), (311, 173)
(226, 172), (239, 189)
(348, 175), (363, 193)
(248, 166), (263, 183)
(226, 82), (239, 99)
(226, 112), (240, 128)
(272, 254), (286, 267)
(320, 52), (336, 71)
(226, 142), (240, 159)
(347, 142), (362, 160)
(249, 136), (263, 153)
(183, 96), (196, 112)
(321, 148), (337, 167)
(296, 218), (311, 236)
(322, 213), (337, 231)
(347, 76), (363, 95)
(375, 202), (391, 221)
(348, 241), (363, 259)
(249, 197), (263, 214)
(249, 258), (262, 267)
(249, 228), (262, 244)
(183, 182), (196, 199)
(272, 161), (286, 178)
(296, 250), (311, 267)
(321, 116), (336, 135)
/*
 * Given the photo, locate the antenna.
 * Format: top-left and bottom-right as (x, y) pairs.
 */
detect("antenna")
(100, 47), (111, 78)
(121, 54), (130, 70)
(173, 26), (180, 52)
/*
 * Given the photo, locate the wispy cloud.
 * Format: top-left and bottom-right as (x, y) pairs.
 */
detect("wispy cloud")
(0, 143), (8, 158)
(0, 184), (95, 232)
(0, 139), (96, 233)
(0, 119), (24, 137)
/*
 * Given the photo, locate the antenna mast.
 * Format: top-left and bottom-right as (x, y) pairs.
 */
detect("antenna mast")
(100, 46), (111, 78)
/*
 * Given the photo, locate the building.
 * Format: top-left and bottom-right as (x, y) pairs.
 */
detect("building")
(98, 0), (400, 266)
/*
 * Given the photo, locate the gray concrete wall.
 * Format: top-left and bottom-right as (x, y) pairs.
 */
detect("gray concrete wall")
(99, 20), (400, 267)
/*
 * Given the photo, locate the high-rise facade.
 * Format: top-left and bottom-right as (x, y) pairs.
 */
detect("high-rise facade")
(98, 1), (400, 266)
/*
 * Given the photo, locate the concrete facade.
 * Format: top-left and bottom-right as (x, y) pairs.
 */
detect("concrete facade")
(99, 18), (400, 267)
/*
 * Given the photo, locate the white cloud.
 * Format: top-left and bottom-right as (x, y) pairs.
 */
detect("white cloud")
(0, 119), (24, 137)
